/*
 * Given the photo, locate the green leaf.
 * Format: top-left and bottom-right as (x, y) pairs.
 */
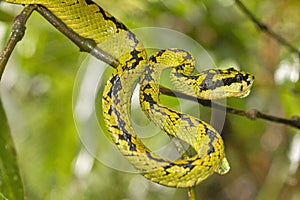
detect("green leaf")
(0, 98), (24, 200)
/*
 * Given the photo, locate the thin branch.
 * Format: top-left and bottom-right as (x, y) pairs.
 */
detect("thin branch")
(35, 5), (119, 67)
(160, 86), (300, 129)
(0, 5), (36, 80)
(234, 0), (300, 63)
(187, 186), (196, 200)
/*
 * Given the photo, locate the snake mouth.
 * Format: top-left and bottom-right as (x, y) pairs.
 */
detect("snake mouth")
(239, 90), (251, 98)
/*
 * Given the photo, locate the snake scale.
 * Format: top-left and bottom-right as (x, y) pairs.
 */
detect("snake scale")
(4, 0), (254, 187)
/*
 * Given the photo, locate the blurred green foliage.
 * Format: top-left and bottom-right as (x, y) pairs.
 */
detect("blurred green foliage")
(0, 98), (24, 200)
(0, 0), (300, 199)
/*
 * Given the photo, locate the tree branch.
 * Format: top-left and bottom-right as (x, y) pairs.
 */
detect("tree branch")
(187, 186), (196, 200)
(35, 5), (119, 67)
(234, 0), (300, 64)
(160, 86), (300, 129)
(0, 5), (36, 80)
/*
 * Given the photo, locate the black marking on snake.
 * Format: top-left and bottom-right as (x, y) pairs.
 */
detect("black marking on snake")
(142, 66), (155, 82)
(206, 127), (217, 155)
(169, 49), (193, 61)
(110, 75), (122, 94)
(107, 76), (138, 150)
(110, 106), (137, 151)
(140, 84), (158, 106)
(153, 107), (167, 116)
(149, 55), (157, 63)
(240, 85), (244, 92)
(174, 63), (191, 73)
(141, 83), (153, 90)
(127, 31), (140, 49)
(157, 49), (167, 57)
(177, 113), (196, 128)
(146, 152), (166, 163)
(201, 69), (253, 90)
(107, 105), (113, 115)
(149, 49), (166, 63)
(244, 73), (254, 85)
(198, 72), (251, 91)
(107, 75), (122, 97)
(142, 92), (156, 105)
(85, 0), (95, 4)
(224, 67), (235, 74)
(123, 32), (144, 71)
(86, 0), (128, 32)
(172, 71), (187, 78)
(102, 92), (110, 102)
(113, 97), (120, 105)
(107, 75), (122, 104)
(162, 161), (196, 175)
(168, 48), (185, 54)
(124, 50), (143, 71)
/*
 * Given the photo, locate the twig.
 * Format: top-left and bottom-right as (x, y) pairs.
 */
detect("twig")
(234, 0), (300, 63)
(187, 186), (196, 200)
(159, 86), (300, 129)
(226, 107), (300, 129)
(35, 5), (119, 67)
(0, 5), (36, 80)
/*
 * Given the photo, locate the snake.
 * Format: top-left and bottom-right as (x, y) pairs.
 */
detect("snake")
(4, 0), (254, 187)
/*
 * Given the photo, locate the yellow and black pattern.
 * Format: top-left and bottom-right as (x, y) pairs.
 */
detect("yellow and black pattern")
(4, 0), (254, 187)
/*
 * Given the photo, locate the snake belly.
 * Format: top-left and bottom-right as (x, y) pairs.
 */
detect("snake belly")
(4, 0), (254, 187)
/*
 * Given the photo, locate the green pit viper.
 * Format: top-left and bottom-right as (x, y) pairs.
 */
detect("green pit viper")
(4, 0), (254, 187)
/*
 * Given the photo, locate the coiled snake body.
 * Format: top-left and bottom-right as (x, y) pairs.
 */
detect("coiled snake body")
(5, 0), (254, 187)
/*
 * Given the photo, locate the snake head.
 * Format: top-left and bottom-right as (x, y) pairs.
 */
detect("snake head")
(197, 67), (255, 100)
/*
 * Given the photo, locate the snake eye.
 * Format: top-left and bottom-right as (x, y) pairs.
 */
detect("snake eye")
(235, 74), (244, 82)
(201, 79), (213, 90)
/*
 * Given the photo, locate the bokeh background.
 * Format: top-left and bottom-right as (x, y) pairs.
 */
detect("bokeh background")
(0, 0), (300, 199)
